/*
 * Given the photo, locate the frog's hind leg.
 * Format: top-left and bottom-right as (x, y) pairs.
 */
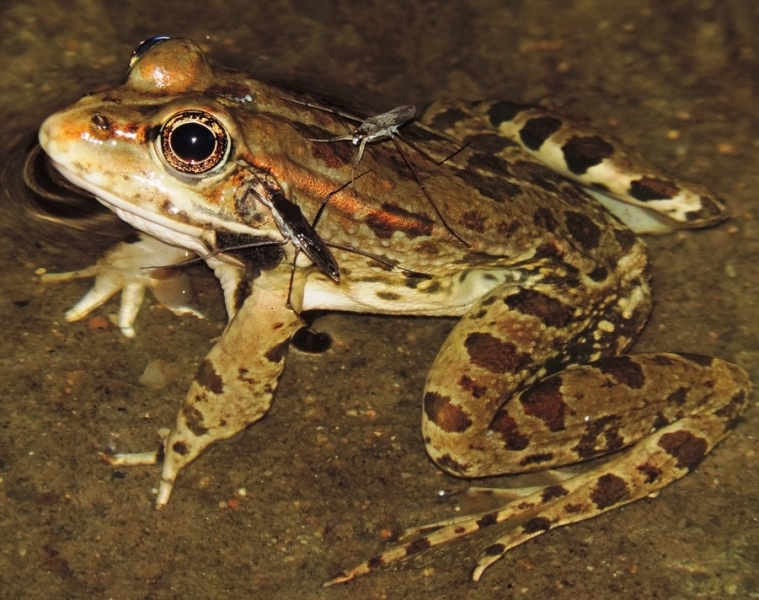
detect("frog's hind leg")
(422, 100), (728, 232)
(326, 271), (750, 584)
(326, 355), (749, 586)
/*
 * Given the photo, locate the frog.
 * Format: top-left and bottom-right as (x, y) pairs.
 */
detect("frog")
(38, 37), (751, 584)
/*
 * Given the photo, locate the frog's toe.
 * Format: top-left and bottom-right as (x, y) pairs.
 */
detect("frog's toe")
(111, 282), (145, 337)
(323, 574), (351, 587)
(470, 549), (508, 582)
(101, 447), (175, 507)
(62, 275), (125, 322)
(40, 264), (99, 285)
(152, 455), (183, 509)
(162, 303), (205, 320)
(101, 449), (161, 467)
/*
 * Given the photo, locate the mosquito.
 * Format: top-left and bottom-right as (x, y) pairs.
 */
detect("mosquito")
(291, 99), (469, 245)
(315, 104), (418, 169)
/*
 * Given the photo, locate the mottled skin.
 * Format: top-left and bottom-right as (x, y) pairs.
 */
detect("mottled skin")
(39, 38), (750, 584)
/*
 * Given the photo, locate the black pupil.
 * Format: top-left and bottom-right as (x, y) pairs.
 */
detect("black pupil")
(170, 122), (216, 162)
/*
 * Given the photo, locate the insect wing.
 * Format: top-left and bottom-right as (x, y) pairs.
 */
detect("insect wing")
(270, 193), (340, 282)
(291, 227), (340, 282)
(354, 105), (417, 142)
(385, 104), (417, 123)
(369, 105), (416, 129)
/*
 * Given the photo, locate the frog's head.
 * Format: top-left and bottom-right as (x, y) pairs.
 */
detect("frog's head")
(39, 37), (281, 258)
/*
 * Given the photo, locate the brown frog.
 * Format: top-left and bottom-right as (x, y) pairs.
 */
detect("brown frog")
(38, 37), (750, 584)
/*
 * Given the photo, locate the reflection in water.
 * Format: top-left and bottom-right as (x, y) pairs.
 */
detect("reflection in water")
(1, 127), (128, 239)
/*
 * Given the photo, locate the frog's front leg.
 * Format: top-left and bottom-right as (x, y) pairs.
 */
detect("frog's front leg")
(105, 266), (304, 508)
(42, 232), (203, 337)
(328, 275), (750, 585)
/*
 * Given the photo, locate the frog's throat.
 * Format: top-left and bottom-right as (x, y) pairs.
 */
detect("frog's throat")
(49, 160), (209, 256)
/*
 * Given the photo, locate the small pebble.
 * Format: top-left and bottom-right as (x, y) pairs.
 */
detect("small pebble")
(87, 315), (110, 331)
(139, 360), (167, 388)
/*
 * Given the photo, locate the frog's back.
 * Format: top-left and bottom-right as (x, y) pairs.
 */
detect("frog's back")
(234, 89), (640, 279)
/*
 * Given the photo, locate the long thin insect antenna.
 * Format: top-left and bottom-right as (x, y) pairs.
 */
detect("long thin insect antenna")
(398, 135), (470, 167)
(313, 169), (371, 223)
(388, 136), (470, 246)
(140, 235), (286, 270)
(324, 241), (429, 278)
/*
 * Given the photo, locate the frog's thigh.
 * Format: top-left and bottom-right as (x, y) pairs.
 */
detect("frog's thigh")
(422, 279), (605, 476)
(421, 282), (745, 479)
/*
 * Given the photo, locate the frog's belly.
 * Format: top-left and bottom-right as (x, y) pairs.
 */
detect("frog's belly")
(301, 267), (519, 316)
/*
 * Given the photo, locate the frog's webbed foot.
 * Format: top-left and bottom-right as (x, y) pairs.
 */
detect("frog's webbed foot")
(42, 233), (203, 337)
(324, 421), (718, 586)
(324, 471), (588, 586)
(323, 485), (552, 587)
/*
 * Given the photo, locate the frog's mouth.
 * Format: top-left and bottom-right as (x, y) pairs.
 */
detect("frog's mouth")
(49, 160), (210, 256)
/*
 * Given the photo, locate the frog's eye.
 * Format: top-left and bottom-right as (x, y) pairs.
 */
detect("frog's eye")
(159, 111), (230, 175)
(129, 36), (172, 69)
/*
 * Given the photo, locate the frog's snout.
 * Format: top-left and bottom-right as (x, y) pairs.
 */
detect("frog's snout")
(38, 110), (74, 162)
(38, 113), (57, 155)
